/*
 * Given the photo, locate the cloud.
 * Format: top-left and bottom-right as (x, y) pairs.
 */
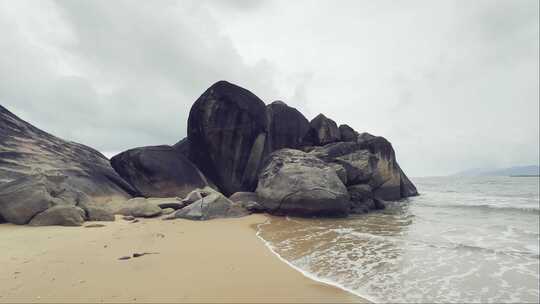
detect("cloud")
(0, 0), (278, 153)
(0, 0), (538, 176)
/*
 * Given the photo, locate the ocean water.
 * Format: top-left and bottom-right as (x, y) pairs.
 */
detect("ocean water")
(257, 176), (540, 303)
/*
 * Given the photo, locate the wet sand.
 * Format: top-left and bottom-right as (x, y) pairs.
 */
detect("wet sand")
(0, 214), (365, 303)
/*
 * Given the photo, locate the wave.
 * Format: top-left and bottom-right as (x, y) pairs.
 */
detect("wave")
(416, 201), (540, 214)
(254, 219), (380, 303)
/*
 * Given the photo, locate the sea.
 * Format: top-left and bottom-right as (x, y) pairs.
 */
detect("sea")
(256, 176), (540, 303)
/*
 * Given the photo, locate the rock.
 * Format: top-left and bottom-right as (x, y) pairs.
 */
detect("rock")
(81, 204), (115, 221)
(256, 149), (350, 217)
(229, 192), (260, 203)
(172, 188), (250, 220)
(156, 201), (184, 210)
(84, 224), (106, 228)
(161, 208), (175, 215)
(0, 105), (137, 202)
(237, 201), (266, 213)
(172, 137), (191, 158)
(327, 162), (348, 185)
(347, 184), (377, 214)
(357, 132), (377, 143)
(187, 81), (269, 195)
(339, 124), (358, 142)
(309, 142), (377, 185)
(0, 174), (94, 225)
(114, 198), (162, 218)
(303, 114), (341, 146)
(357, 136), (417, 200)
(229, 192), (266, 213)
(111, 145), (211, 198)
(122, 215), (135, 221)
(308, 138), (418, 201)
(118, 256), (131, 260)
(28, 205), (86, 226)
(398, 165), (419, 198)
(266, 101), (311, 151)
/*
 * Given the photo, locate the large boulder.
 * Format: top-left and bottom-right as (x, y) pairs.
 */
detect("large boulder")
(266, 101), (311, 151)
(28, 205), (86, 226)
(169, 188), (250, 220)
(256, 149), (350, 217)
(187, 81), (269, 196)
(0, 174), (89, 225)
(357, 135), (418, 200)
(303, 114), (341, 146)
(0, 105), (137, 219)
(111, 145), (211, 198)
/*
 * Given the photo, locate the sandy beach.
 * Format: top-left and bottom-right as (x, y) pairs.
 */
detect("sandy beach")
(0, 214), (364, 303)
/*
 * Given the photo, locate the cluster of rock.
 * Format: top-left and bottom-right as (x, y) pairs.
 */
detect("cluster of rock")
(0, 81), (417, 226)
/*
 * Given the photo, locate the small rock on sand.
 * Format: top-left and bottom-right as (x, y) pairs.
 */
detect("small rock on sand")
(118, 256), (131, 260)
(122, 216), (135, 221)
(84, 224), (106, 228)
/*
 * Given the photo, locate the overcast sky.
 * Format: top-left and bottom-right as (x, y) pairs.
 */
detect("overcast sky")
(1, 0), (538, 177)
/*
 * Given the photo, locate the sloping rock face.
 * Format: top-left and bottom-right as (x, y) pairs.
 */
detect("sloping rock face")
(256, 149), (350, 217)
(187, 81), (269, 196)
(303, 114), (341, 146)
(266, 101), (311, 151)
(111, 145), (210, 198)
(0, 105), (137, 202)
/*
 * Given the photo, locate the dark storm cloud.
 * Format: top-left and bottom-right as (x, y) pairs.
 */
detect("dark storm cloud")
(0, 0), (538, 176)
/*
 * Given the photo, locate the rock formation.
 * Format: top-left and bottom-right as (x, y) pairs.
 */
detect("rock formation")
(1, 80), (418, 224)
(110, 145), (211, 198)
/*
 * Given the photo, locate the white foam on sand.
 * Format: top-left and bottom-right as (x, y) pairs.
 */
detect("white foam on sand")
(255, 218), (379, 303)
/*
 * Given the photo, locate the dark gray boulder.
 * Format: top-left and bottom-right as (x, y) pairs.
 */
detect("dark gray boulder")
(187, 81), (269, 196)
(303, 114), (341, 146)
(266, 101), (311, 151)
(0, 105), (137, 203)
(111, 145), (210, 198)
(339, 124), (358, 142)
(170, 188), (250, 220)
(29, 205), (86, 226)
(256, 149), (350, 217)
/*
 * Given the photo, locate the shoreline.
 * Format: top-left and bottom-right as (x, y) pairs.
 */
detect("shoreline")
(0, 214), (366, 303)
(255, 217), (376, 303)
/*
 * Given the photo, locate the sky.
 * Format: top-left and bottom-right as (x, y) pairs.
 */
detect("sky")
(0, 0), (538, 177)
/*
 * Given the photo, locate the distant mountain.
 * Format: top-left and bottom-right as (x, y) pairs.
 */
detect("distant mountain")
(454, 165), (540, 177)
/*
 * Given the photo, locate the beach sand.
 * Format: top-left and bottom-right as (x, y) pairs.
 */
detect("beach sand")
(0, 214), (365, 303)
